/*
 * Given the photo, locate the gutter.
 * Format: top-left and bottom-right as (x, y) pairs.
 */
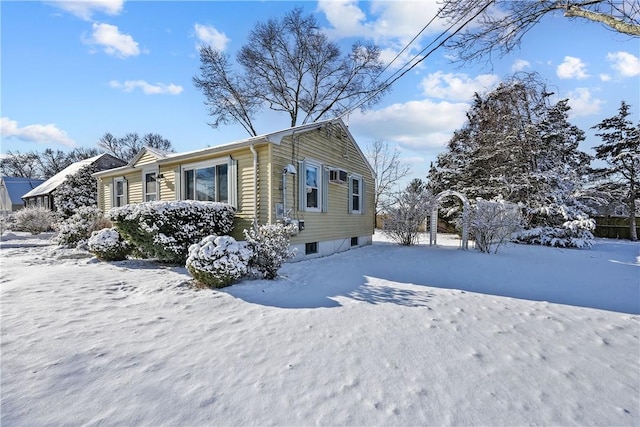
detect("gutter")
(249, 144), (258, 227)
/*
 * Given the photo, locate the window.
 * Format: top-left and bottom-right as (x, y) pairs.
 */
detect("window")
(114, 178), (127, 207)
(305, 164), (319, 210)
(183, 163), (228, 203)
(349, 176), (363, 214)
(305, 242), (318, 255)
(351, 237), (358, 246)
(144, 171), (157, 201)
(299, 160), (326, 212)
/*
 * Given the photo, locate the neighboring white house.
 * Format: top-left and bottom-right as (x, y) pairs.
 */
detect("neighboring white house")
(0, 176), (46, 215)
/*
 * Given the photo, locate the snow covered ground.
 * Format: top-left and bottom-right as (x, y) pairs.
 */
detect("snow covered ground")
(1, 231), (638, 426)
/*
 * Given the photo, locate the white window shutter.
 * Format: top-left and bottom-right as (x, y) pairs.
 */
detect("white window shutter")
(174, 167), (181, 200)
(298, 160), (306, 212)
(322, 165), (329, 213)
(228, 158), (238, 208)
(122, 178), (128, 205)
(360, 179), (365, 214)
(110, 180), (115, 208)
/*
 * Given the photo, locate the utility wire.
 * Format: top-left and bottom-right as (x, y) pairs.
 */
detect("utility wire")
(340, 1), (493, 118)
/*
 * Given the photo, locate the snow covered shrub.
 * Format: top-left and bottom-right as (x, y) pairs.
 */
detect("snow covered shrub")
(54, 164), (99, 219)
(108, 200), (235, 264)
(56, 206), (110, 248)
(470, 198), (523, 254)
(0, 215), (16, 234)
(186, 235), (251, 288)
(383, 179), (434, 246)
(515, 217), (595, 249)
(11, 207), (57, 234)
(87, 227), (133, 261)
(243, 223), (296, 279)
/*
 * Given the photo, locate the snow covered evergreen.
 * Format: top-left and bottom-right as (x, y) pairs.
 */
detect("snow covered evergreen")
(428, 75), (594, 248)
(53, 164), (99, 219)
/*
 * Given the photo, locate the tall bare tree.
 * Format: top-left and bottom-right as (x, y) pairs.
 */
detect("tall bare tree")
(439, 0), (640, 65)
(1, 151), (41, 178)
(98, 132), (173, 163)
(194, 8), (388, 136)
(366, 139), (412, 217)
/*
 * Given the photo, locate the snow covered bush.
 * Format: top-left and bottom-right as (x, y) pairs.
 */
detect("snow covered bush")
(470, 198), (523, 254)
(108, 200), (235, 264)
(1, 215), (16, 234)
(515, 217), (595, 249)
(87, 227), (133, 261)
(56, 206), (110, 248)
(11, 207), (57, 235)
(186, 235), (251, 288)
(54, 164), (99, 219)
(383, 179), (434, 246)
(243, 223), (296, 279)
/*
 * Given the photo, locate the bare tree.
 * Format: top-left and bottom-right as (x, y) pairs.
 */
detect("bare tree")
(1, 151), (41, 178)
(439, 0), (640, 65)
(194, 8), (388, 136)
(39, 149), (73, 179)
(383, 179), (434, 246)
(98, 132), (173, 163)
(366, 139), (411, 217)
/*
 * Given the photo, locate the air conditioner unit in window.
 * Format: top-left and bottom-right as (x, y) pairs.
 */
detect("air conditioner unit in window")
(329, 169), (348, 184)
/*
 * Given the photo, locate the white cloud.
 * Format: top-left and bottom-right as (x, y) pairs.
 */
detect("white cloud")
(511, 59), (530, 72)
(349, 99), (469, 151)
(566, 88), (603, 118)
(109, 80), (183, 95)
(84, 22), (140, 58)
(599, 73), (611, 82)
(46, 0), (124, 20)
(420, 72), (500, 101)
(318, 0), (447, 69)
(556, 56), (589, 80)
(1, 117), (76, 147)
(194, 23), (230, 51)
(606, 51), (640, 77)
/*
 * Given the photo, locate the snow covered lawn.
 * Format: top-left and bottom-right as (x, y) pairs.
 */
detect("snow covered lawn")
(1, 231), (638, 426)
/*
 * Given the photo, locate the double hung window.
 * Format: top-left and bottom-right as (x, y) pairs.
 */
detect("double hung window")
(114, 178), (127, 207)
(144, 171), (157, 201)
(305, 164), (320, 210)
(349, 175), (363, 214)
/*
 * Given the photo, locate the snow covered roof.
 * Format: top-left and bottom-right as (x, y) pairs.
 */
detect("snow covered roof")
(22, 154), (116, 199)
(1, 177), (46, 204)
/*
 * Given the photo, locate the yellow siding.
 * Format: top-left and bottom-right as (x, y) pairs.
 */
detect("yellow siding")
(270, 126), (375, 245)
(133, 152), (159, 167)
(158, 167), (175, 200)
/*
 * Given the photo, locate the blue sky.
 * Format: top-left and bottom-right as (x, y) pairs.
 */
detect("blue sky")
(2, 0), (639, 183)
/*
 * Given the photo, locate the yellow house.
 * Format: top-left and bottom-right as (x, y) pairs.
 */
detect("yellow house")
(94, 118), (375, 260)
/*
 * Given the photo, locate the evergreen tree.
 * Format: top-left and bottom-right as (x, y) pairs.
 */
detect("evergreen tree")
(54, 164), (99, 219)
(428, 74), (593, 247)
(592, 101), (640, 241)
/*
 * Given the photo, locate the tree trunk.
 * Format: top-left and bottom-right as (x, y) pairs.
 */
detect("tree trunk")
(562, 5), (640, 36)
(628, 190), (638, 241)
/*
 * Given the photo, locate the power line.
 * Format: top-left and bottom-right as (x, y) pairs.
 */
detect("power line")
(340, 1), (493, 118)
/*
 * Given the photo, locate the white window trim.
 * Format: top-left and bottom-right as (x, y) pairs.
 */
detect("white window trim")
(113, 177), (128, 207)
(179, 156), (236, 206)
(142, 167), (159, 202)
(349, 174), (363, 214)
(302, 160), (323, 213)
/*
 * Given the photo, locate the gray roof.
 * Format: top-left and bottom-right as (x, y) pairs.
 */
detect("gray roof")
(1, 177), (46, 204)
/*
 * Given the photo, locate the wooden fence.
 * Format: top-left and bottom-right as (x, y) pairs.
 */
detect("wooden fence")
(593, 216), (640, 240)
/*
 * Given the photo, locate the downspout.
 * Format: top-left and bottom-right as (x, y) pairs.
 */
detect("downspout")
(249, 144), (258, 227)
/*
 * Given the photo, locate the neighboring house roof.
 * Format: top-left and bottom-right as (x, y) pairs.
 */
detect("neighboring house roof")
(94, 146), (176, 178)
(23, 154), (123, 199)
(1, 177), (46, 204)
